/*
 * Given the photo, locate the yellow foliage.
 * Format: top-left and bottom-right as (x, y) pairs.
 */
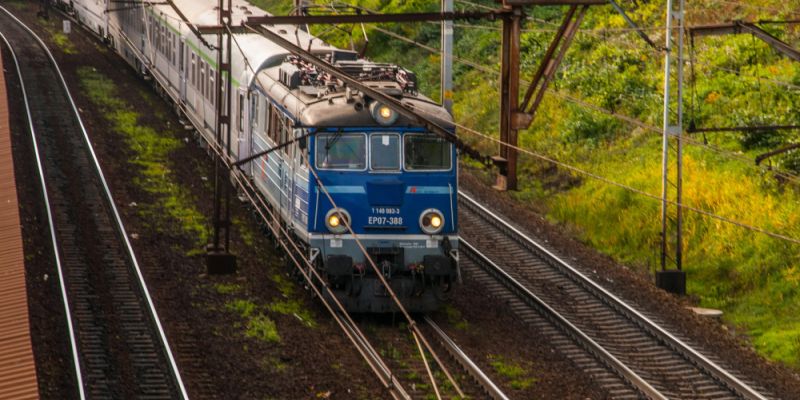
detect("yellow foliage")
(783, 266), (800, 286)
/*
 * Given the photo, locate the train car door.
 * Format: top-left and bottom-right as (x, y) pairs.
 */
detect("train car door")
(292, 128), (309, 228)
(279, 119), (293, 219)
(179, 38), (187, 104)
(236, 88), (248, 154)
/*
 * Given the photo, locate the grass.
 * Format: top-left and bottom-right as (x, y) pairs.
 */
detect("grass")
(49, 30), (76, 54)
(226, 299), (257, 318)
(77, 67), (209, 248)
(442, 304), (469, 331)
(528, 134), (800, 367)
(488, 355), (536, 390)
(226, 299), (282, 343)
(214, 282), (241, 295)
(267, 299), (316, 328)
(245, 314), (281, 343)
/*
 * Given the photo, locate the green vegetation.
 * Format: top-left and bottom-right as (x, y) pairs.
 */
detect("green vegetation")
(248, 0), (800, 367)
(214, 282), (242, 295)
(267, 299), (316, 327)
(488, 355), (536, 390)
(442, 304), (469, 331)
(77, 67), (209, 247)
(246, 314), (281, 342)
(49, 30), (76, 54)
(226, 299), (282, 343)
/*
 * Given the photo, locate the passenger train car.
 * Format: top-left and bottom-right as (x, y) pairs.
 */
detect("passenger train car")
(56, 0), (459, 312)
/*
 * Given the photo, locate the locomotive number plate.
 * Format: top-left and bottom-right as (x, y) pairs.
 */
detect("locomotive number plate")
(368, 207), (403, 226)
(367, 216), (404, 226)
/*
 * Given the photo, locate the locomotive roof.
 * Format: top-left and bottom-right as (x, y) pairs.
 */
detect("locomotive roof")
(149, 0), (453, 129)
(254, 65), (455, 129)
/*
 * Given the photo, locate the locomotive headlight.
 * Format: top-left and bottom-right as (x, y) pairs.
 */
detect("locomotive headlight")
(325, 208), (350, 234)
(420, 209), (445, 234)
(369, 102), (399, 126)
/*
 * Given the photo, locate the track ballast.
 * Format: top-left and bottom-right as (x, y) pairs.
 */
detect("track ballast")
(459, 190), (774, 400)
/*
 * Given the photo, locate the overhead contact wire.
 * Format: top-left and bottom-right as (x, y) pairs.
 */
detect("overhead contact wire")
(452, 121), (800, 245)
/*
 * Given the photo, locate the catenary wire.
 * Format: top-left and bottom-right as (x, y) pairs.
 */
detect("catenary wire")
(338, 6), (800, 244)
(366, 20), (800, 185)
(451, 121), (800, 245)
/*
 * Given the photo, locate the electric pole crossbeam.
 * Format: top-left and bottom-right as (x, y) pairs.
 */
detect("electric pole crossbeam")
(691, 21), (800, 61)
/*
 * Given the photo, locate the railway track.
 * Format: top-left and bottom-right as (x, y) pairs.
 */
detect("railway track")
(0, 8), (187, 399)
(423, 316), (510, 400)
(458, 191), (774, 400)
(346, 314), (510, 400)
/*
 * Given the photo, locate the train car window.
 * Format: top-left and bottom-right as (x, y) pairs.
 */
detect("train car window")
(200, 62), (206, 99)
(251, 95), (259, 130)
(282, 119), (292, 156)
(269, 106), (278, 142)
(161, 25), (165, 54)
(190, 53), (195, 86)
(369, 133), (400, 171)
(403, 134), (452, 171)
(315, 133), (366, 170)
(210, 70), (216, 105)
(262, 98), (269, 136)
(238, 93), (244, 132)
(220, 74), (224, 105)
(278, 118), (287, 149)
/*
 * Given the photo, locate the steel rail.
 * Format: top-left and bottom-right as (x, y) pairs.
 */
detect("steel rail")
(460, 239), (666, 400)
(459, 191), (770, 400)
(0, 26), (86, 400)
(0, 7), (189, 399)
(422, 316), (511, 400)
(226, 162), (411, 400)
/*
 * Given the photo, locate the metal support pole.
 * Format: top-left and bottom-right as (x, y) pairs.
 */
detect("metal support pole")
(676, 0), (685, 272)
(223, 0), (234, 254)
(207, 0), (236, 274)
(657, 0), (685, 294)
(497, 7), (522, 191)
(441, 0), (453, 114)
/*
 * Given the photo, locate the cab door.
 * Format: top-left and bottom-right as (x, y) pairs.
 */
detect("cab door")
(279, 120), (294, 220)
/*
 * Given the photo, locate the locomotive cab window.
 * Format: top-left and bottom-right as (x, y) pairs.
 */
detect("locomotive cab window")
(404, 134), (452, 171)
(369, 133), (400, 171)
(316, 133), (366, 170)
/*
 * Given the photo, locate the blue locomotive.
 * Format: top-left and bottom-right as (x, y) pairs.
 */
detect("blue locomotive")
(59, 0), (459, 312)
